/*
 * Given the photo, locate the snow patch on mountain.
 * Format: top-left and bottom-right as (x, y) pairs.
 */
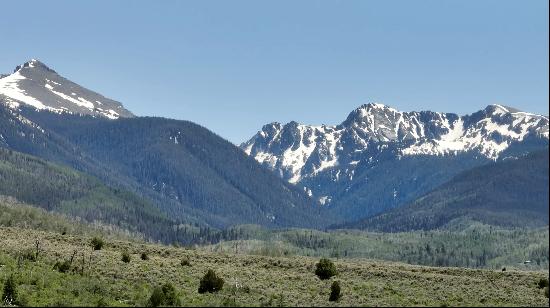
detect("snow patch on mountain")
(402, 105), (548, 159)
(0, 71), (53, 111)
(0, 59), (133, 119)
(242, 103), (549, 187)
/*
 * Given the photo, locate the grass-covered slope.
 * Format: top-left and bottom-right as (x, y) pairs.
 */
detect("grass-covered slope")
(0, 226), (548, 307)
(0, 196), (135, 240)
(343, 149), (549, 232)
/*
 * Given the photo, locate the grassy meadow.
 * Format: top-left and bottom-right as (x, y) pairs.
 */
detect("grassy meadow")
(1, 226), (549, 307)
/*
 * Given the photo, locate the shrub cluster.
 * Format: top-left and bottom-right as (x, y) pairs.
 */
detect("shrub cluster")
(53, 260), (71, 273)
(121, 251), (131, 263)
(198, 269), (224, 293)
(181, 257), (191, 267)
(20, 249), (37, 262)
(329, 281), (341, 301)
(315, 258), (337, 280)
(538, 278), (549, 289)
(91, 237), (104, 251)
(148, 283), (179, 307)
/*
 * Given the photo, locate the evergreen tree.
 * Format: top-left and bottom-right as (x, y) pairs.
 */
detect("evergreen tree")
(2, 275), (17, 305)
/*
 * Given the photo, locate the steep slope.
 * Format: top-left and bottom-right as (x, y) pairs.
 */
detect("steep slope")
(242, 103), (549, 221)
(0, 59), (133, 118)
(0, 102), (327, 229)
(29, 110), (327, 228)
(341, 149), (549, 232)
(0, 58), (327, 229)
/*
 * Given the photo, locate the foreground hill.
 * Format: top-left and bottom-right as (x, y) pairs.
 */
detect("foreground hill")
(344, 149), (549, 232)
(0, 225), (548, 307)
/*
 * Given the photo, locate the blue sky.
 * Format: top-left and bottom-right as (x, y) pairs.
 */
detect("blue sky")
(1, 0), (548, 143)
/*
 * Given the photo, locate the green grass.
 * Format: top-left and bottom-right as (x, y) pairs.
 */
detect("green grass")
(0, 227), (548, 307)
(0, 195), (137, 241)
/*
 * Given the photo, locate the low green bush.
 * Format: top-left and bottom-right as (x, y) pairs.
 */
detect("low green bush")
(148, 283), (179, 307)
(53, 260), (71, 273)
(329, 281), (341, 301)
(91, 237), (104, 251)
(148, 287), (165, 307)
(315, 258), (337, 280)
(121, 251), (131, 263)
(538, 278), (549, 289)
(198, 269), (224, 293)
(181, 258), (191, 267)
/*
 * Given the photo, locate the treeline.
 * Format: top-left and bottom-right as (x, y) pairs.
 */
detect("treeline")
(204, 223), (550, 270)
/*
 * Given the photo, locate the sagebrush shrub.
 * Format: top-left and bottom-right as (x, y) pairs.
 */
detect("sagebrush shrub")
(54, 260), (71, 273)
(162, 283), (179, 305)
(121, 251), (131, 263)
(20, 249), (37, 262)
(148, 287), (165, 307)
(148, 283), (179, 307)
(315, 258), (337, 280)
(181, 258), (191, 267)
(329, 281), (341, 301)
(96, 297), (108, 307)
(91, 237), (104, 251)
(198, 269), (224, 293)
(538, 278), (549, 289)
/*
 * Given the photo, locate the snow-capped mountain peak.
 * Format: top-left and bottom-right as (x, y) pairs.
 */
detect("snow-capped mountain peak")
(13, 59), (54, 73)
(242, 103), (548, 186)
(0, 59), (133, 119)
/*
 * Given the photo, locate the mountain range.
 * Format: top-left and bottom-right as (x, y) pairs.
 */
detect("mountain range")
(242, 103), (549, 221)
(0, 59), (326, 235)
(1, 59), (548, 242)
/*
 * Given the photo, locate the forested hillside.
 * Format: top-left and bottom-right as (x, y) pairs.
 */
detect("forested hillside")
(0, 104), (328, 229)
(0, 148), (195, 243)
(204, 223), (549, 270)
(343, 149), (549, 232)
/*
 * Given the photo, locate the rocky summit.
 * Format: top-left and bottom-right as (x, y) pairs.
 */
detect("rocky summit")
(0, 59), (133, 119)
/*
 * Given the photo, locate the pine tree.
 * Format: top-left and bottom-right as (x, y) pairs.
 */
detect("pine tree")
(2, 275), (17, 305)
